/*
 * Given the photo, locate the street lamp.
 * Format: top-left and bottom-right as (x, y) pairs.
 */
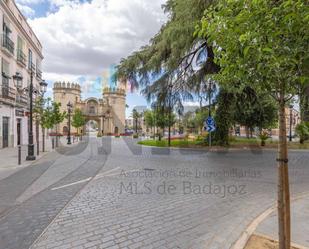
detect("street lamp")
(13, 69), (36, 160)
(289, 105), (293, 142)
(13, 72), (23, 89)
(205, 78), (216, 117)
(204, 77), (216, 147)
(67, 101), (73, 145)
(40, 80), (48, 94)
(102, 114), (106, 135)
(39, 80), (47, 153)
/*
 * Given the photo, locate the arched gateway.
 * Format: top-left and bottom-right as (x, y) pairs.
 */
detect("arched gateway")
(53, 81), (126, 135)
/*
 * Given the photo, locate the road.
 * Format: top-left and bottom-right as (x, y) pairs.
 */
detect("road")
(0, 135), (308, 249)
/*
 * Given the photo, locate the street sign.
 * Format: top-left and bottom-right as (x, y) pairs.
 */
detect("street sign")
(206, 125), (216, 132)
(204, 117), (216, 132)
(206, 117), (215, 126)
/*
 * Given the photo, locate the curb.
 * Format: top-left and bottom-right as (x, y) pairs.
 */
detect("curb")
(231, 191), (309, 249)
(253, 233), (309, 249)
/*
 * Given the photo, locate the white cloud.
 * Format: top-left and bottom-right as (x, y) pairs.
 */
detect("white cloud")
(16, 3), (35, 17)
(16, 0), (43, 4)
(29, 0), (167, 83)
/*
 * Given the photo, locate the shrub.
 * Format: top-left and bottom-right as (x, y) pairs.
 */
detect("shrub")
(97, 132), (102, 137)
(258, 130), (270, 146)
(295, 122), (309, 144)
(133, 134), (139, 139)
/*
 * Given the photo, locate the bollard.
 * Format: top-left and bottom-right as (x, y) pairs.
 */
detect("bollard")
(52, 137), (55, 149)
(18, 145), (21, 165)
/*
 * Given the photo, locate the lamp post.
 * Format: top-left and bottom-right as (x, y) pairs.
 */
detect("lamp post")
(13, 72), (23, 163)
(13, 70), (36, 160)
(39, 80), (47, 152)
(102, 114), (106, 135)
(289, 105), (293, 142)
(205, 78), (216, 147)
(34, 80), (47, 156)
(67, 101), (73, 145)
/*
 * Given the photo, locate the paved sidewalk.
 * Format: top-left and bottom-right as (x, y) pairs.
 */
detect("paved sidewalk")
(256, 194), (309, 248)
(0, 136), (80, 180)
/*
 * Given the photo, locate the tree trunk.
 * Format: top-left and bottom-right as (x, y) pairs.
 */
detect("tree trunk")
(278, 92), (291, 249)
(168, 109), (171, 147)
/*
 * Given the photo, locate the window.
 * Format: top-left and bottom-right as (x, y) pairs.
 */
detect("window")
(3, 16), (11, 36)
(89, 106), (95, 114)
(1, 58), (10, 77)
(17, 37), (26, 65)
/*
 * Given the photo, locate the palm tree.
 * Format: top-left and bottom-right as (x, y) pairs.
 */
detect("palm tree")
(132, 109), (140, 134)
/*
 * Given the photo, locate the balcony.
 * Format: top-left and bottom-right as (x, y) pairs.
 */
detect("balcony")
(16, 92), (28, 105)
(0, 83), (16, 102)
(1, 34), (14, 56)
(36, 68), (42, 80)
(17, 49), (27, 67)
(28, 62), (35, 72)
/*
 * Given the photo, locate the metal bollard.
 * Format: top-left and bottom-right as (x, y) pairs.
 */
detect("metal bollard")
(18, 145), (21, 165)
(52, 137), (55, 149)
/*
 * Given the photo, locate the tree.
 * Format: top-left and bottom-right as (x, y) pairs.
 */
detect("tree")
(116, 0), (219, 128)
(197, 1), (308, 248)
(295, 122), (309, 144)
(33, 96), (45, 152)
(72, 108), (86, 139)
(144, 110), (155, 136)
(194, 108), (209, 134)
(234, 87), (278, 137)
(132, 109), (141, 134)
(47, 100), (66, 147)
(213, 89), (235, 146)
(152, 105), (176, 143)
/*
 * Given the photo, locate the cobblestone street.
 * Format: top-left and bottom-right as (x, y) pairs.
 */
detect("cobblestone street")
(0, 136), (309, 249)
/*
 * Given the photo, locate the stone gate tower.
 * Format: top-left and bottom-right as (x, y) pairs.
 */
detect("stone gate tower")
(53, 82), (81, 134)
(102, 79), (126, 134)
(53, 81), (126, 135)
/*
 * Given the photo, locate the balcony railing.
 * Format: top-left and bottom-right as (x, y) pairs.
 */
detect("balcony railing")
(1, 83), (16, 100)
(36, 68), (42, 79)
(28, 62), (35, 72)
(1, 34), (14, 55)
(17, 49), (27, 66)
(16, 92), (28, 105)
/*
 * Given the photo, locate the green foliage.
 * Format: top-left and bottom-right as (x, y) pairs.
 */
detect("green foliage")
(295, 122), (309, 144)
(51, 101), (66, 127)
(259, 130), (270, 146)
(34, 98), (66, 130)
(133, 134), (139, 139)
(194, 108), (210, 132)
(197, 0), (309, 97)
(72, 108), (86, 129)
(234, 87), (278, 130)
(213, 89), (235, 146)
(97, 131), (102, 137)
(144, 110), (155, 128)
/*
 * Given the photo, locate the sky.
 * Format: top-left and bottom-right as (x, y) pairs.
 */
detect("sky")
(15, 0), (173, 117)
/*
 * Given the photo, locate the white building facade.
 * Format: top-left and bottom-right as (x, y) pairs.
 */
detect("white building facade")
(0, 0), (43, 148)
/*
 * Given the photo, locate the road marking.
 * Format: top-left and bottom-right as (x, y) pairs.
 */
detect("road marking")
(95, 167), (120, 178)
(51, 177), (92, 191)
(51, 167), (121, 190)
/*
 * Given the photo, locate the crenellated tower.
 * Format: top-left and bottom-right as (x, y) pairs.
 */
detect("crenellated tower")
(102, 79), (126, 134)
(53, 82), (82, 134)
